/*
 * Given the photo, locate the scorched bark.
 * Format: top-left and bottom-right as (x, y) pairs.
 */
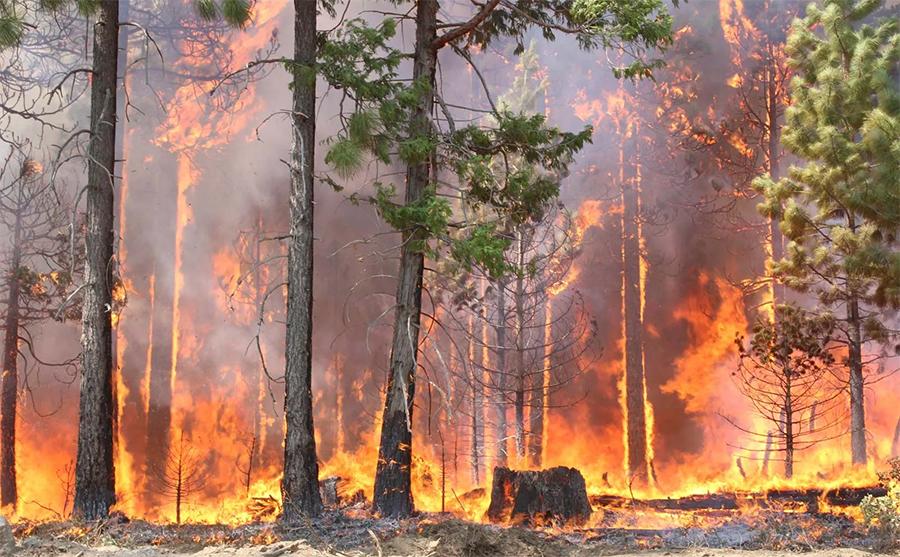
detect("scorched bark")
(74, 0), (119, 520)
(281, 0), (323, 520)
(372, 0), (438, 518)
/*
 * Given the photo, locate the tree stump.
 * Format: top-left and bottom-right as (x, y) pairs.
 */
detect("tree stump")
(486, 466), (592, 526)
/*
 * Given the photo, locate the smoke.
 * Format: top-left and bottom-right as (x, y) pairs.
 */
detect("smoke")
(2, 0), (898, 522)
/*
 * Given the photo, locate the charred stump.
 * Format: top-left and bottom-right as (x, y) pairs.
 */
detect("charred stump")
(486, 466), (592, 526)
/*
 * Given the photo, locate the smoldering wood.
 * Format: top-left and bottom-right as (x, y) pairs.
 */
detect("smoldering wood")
(588, 485), (888, 513)
(486, 466), (592, 526)
(319, 476), (366, 509)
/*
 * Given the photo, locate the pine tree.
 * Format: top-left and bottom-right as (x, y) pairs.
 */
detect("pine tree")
(753, 0), (900, 466)
(281, 0), (324, 520)
(319, 1), (675, 517)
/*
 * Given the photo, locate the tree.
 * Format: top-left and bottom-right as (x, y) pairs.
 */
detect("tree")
(152, 431), (208, 525)
(0, 150), (76, 509)
(753, 0), (900, 466)
(732, 305), (842, 478)
(319, 0), (674, 516)
(281, 0), (323, 520)
(72, 0), (120, 519)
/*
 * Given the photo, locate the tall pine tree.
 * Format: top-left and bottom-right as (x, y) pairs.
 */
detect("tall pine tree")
(754, 0), (899, 466)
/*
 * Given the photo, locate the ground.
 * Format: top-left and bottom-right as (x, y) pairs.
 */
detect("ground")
(7, 512), (898, 557)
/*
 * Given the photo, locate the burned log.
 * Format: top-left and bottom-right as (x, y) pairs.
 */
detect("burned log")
(486, 466), (592, 526)
(319, 476), (366, 509)
(588, 485), (886, 514)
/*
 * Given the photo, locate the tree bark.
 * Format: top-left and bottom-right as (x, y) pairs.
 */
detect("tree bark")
(0, 188), (23, 508)
(372, 0), (438, 517)
(74, 0), (119, 519)
(527, 300), (548, 468)
(494, 278), (509, 468)
(622, 131), (648, 484)
(281, 0), (323, 520)
(847, 295), (867, 465)
(468, 315), (482, 485)
(784, 372), (793, 479)
(513, 228), (527, 461)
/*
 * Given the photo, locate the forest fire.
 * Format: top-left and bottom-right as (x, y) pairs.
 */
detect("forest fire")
(0, 0), (898, 556)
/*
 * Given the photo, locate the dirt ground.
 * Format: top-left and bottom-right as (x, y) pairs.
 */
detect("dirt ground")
(9, 544), (889, 557)
(8, 513), (895, 557)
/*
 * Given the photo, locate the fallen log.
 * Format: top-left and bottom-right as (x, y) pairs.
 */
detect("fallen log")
(486, 466), (592, 526)
(588, 485), (886, 514)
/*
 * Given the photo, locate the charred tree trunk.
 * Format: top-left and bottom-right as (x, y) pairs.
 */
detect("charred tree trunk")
(281, 0), (323, 520)
(487, 466), (591, 526)
(74, 0), (119, 519)
(622, 134), (648, 485)
(847, 295), (867, 465)
(372, 0), (438, 515)
(372, 0), (438, 518)
(0, 187), (23, 508)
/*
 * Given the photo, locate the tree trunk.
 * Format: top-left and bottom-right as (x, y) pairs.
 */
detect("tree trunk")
(0, 190), (23, 508)
(281, 0), (323, 520)
(513, 228), (527, 461)
(765, 49), (784, 310)
(847, 295), (867, 465)
(494, 278), (509, 468)
(469, 315), (482, 485)
(74, 0), (119, 519)
(372, 0), (438, 517)
(527, 300), (548, 468)
(622, 132), (648, 485)
(784, 373), (793, 479)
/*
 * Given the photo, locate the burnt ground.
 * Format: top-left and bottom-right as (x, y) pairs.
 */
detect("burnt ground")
(7, 509), (898, 557)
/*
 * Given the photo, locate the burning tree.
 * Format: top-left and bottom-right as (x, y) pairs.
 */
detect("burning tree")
(442, 205), (598, 475)
(732, 305), (842, 478)
(318, 0), (675, 517)
(0, 150), (77, 509)
(754, 0), (900, 466)
(152, 431), (208, 524)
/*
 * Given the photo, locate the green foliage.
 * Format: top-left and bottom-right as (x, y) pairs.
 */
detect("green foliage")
(373, 184), (452, 256)
(753, 0), (900, 310)
(736, 304), (836, 372)
(861, 458), (900, 551)
(194, 0), (252, 28)
(450, 224), (512, 279)
(0, 10), (23, 48)
(315, 1), (669, 278)
(464, 0), (674, 78)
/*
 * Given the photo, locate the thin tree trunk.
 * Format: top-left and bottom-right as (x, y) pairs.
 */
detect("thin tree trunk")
(765, 48), (784, 310)
(373, 0), (438, 517)
(527, 300), (547, 468)
(513, 228), (527, 461)
(494, 278), (509, 468)
(847, 295), (867, 465)
(891, 415), (900, 457)
(74, 0), (119, 519)
(784, 373), (793, 479)
(468, 315), (481, 485)
(281, 0), (323, 520)
(622, 131), (648, 485)
(0, 187), (23, 508)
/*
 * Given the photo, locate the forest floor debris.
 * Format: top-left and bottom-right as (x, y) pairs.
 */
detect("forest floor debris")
(7, 507), (892, 557)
